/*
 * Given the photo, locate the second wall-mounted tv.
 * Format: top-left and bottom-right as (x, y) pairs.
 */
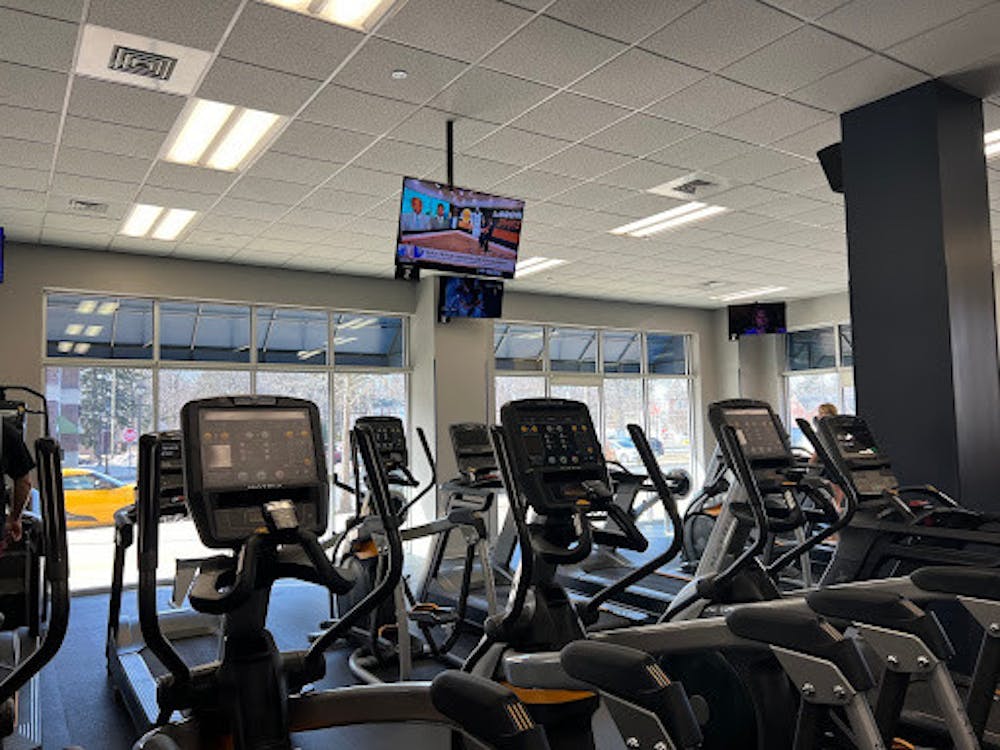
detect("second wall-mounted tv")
(728, 302), (787, 339)
(438, 275), (504, 320)
(396, 177), (524, 279)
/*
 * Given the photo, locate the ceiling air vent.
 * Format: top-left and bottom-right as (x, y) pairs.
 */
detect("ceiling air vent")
(647, 172), (729, 201)
(69, 199), (109, 215)
(108, 45), (177, 81)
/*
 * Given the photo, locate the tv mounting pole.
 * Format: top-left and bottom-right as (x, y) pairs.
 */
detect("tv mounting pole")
(446, 119), (454, 188)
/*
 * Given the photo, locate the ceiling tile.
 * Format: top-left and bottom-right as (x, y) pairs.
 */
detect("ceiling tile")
(299, 188), (381, 214)
(45, 193), (129, 218)
(490, 169), (581, 200)
(183, 229), (255, 248)
(770, 118), (841, 159)
(0, 61), (67, 112)
(0, 138), (53, 170)
(714, 98), (830, 145)
(322, 166), (402, 197)
(548, 182), (637, 209)
(447, 155), (521, 186)
(55, 147), (151, 183)
(0, 1), (82, 22)
(334, 38), (467, 105)
(584, 113), (696, 157)
(213, 197), (289, 222)
(545, 0), (700, 43)
(300, 84), (417, 134)
(196, 213), (271, 236)
(571, 49), (706, 109)
(354, 138), (441, 175)
(378, 0), (533, 62)
(134, 185), (219, 211)
(0, 104), (60, 143)
(61, 116), (165, 158)
(221, 2), (362, 81)
(283, 207), (358, 229)
(722, 26), (868, 95)
(388, 108), (496, 150)
(647, 76), (774, 128)
(0, 8), (77, 71)
(818, 0), (991, 50)
(40, 227), (111, 249)
(596, 159), (688, 190)
(466, 127), (571, 166)
(0, 186), (46, 210)
(198, 57), (318, 115)
(763, 0), (850, 20)
(68, 78), (185, 131)
(259, 223), (334, 244)
(227, 176), (314, 206)
(146, 162), (238, 194)
(0, 165), (47, 192)
(246, 151), (340, 186)
(513, 93), (628, 142)
(713, 184), (788, 210)
(43, 211), (119, 234)
(646, 132), (754, 169)
(535, 145), (633, 179)
(603, 193), (690, 219)
(641, 0), (802, 72)
(243, 237), (307, 255)
(887, 3), (1000, 76)
(789, 55), (928, 114)
(87, 0), (241, 50)
(430, 68), (556, 124)
(270, 121), (375, 162)
(50, 173), (136, 203)
(109, 237), (175, 255)
(756, 163), (829, 193)
(481, 16), (625, 87)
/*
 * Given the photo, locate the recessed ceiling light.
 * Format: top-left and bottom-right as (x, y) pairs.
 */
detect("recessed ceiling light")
(121, 204), (164, 237)
(333, 336), (358, 346)
(297, 348), (325, 360)
(57, 341), (73, 353)
(516, 257), (568, 278)
(65, 323), (84, 336)
(73, 342), (91, 355)
(120, 204), (198, 241)
(97, 301), (119, 315)
(611, 202), (727, 238)
(166, 99), (234, 165)
(151, 208), (198, 241)
(713, 286), (787, 303)
(338, 317), (376, 330)
(84, 325), (103, 337)
(76, 300), (98, 314)
(163, 98), (283, 172)
(986, 128), (1000, 159)
(262, 0), (398, 31)
(391, 69), (408, 80)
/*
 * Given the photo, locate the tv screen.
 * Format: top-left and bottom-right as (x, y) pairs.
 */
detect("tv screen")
(396, 177), (524, 279)
(728, 302), (787, 339)
(438, 275), (504, 320)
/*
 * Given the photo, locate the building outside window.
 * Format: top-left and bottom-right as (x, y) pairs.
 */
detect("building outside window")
(784, 323), (854, 446)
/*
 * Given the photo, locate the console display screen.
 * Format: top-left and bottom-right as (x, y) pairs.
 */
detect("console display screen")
(517, 414), (601, 469)
(828, 420), (880, 459)
(198, 408), (318, 490)
(723, 408), (788, 461)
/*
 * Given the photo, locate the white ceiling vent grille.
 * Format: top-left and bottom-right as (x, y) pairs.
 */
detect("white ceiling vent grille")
(68, 199), (109, 215)
(647, 172), (729, 200)
(76, 25), (211, 96)
(108, 45), (177, 81)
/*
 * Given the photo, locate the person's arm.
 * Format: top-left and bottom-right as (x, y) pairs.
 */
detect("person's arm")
(2, 423), (35, 542)
(6, 473), (31, 541)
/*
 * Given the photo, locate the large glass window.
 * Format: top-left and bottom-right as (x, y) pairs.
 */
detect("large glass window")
(603, 378), (644, 466)
(256, 370), (330, 458)
(46, 293), (153, 359)
(160, 302), (251, 363)
(839, 324), (853, 367)
(333, 314), (404, 368)
(494, 376), (546, 421)
(786, 372), (842, 446)
(549, 328), (598, 373)
(157, 369), (252, 429)
(550, 382), (601, 429)
(257, 307), (328, 365)
(647, 378), (692, 472)
(602, 331), (641, 374)
(647, 333), (688, 375)
(787, 327), (837, 371)
(494, 324), (545, 371)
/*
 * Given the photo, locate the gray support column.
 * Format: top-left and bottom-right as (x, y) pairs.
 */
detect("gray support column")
(841, 80), (1000, 510)
(738, 334), (783, 407)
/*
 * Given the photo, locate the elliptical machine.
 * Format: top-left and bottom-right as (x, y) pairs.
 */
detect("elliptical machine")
(133, 395), (552, 750)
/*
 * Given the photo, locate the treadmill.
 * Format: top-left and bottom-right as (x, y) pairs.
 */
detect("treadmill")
(105, 430), (223, 733)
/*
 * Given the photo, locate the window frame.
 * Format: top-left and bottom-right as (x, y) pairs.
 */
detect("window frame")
(781, 321), (855, 440)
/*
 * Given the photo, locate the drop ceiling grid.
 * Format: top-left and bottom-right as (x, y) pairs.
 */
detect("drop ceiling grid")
(0, 0), (997, 306)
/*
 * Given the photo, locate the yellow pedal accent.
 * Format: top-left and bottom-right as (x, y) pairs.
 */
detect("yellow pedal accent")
(499, 682), (595, 705)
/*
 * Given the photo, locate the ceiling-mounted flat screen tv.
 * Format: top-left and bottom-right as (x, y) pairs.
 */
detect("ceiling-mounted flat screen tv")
(728, 302), (787, 339)
(396, 177), (524, 279)
(438, 275), (504, 321)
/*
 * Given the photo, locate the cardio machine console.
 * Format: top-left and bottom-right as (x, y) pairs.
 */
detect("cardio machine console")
(499, 398), (610, 514)
(450, 422), (497, 479)
(355, 416), (408, 472)
(708, 400), (794, 491)
(181, 396), (328, 548)
(817, 415), (898, 499)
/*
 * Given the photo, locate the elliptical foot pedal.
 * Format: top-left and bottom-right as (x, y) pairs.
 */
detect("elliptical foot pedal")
(410, 603), (458, 627)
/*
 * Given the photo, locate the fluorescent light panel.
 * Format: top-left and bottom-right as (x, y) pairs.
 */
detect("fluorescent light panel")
(516, 257), (567, 278)
(121, 204), (164, 237)
(84, 325), (103, 337)
(76, 300), (97, 314)
(714, 286), (787, 302)
(262, 0), (396, 30)
(119, 204), (198, 241)
(57, 341), (73, 353)
(73, 343), (91, 355)
(632, 205), (727, 238)
(164, 98), (282, 172)
(610, 202), (706, 235)
(97, 301), (118, 315)
(64, 323), (84, 336)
